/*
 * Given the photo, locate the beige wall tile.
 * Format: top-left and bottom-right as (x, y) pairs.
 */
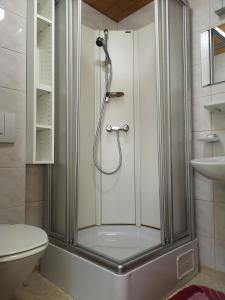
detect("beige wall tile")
(215, 239), (225, 273)
(0, 0), (27, 18)
(0, 0), (27, 226)
(189, 0), (210, 32)
(192, 65), (212, 99)
(215, 202), (225, 241)
(192, 96), (211, 132)
(212, 130), (225, 156)
(0, 129), (25, 167)
(194, 172), (213, 201)
(0, 87), (26, 129)
(196, 200), (214, 237)
(26, 165), (44, 202)
(26, 201), (44, 228)
(0, 205), (25, 224)
(213, 182), (225, 203)
(198, 235), (215, 269)
(211, 82), (225, 95)
(0, 9), (26, 54)
(0, 167), (25, 209)
(0, 47), (26, 91)
(193, 131), (213, 158)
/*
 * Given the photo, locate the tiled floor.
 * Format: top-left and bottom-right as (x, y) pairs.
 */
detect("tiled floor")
(186, 266), (225, 293)
(13, 272), (73, 300)
(12, 267), (225, 300)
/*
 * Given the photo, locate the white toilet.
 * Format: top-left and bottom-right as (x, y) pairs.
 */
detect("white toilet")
(0, 224), (48, 300)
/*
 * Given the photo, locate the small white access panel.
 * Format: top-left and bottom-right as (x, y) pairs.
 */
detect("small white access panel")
(0, 112), (15, 143)
(27, 0), (54, 164)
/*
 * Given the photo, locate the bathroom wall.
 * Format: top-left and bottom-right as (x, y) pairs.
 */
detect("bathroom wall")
(0, 1), (27, 224)
(189, 0), (225, 272)
(26, 165), (45, 227)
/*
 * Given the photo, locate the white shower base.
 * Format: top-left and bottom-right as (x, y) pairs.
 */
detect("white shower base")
(41, 239), (198, 300)
(78, 225), (161, 261)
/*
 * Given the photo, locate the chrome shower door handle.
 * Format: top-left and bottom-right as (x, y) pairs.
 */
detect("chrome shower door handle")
(106, 124), (129, 133)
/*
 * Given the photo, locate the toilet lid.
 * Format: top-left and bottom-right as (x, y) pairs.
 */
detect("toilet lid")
(0, 224), (48, 257)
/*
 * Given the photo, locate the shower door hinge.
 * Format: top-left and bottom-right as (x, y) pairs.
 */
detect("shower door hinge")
(165, 236), (171, 244)
(68, 238), (74, 245)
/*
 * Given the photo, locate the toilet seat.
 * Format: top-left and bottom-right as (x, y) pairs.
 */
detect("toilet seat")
(0, 224), (48, 262)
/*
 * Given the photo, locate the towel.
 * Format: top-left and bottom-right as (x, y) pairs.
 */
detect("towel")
(168, 285), (225, 300)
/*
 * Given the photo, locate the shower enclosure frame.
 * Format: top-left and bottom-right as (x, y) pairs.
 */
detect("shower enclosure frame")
(46, 0), (194, 274)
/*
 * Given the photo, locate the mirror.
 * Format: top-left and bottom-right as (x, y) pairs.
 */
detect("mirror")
(201, 23), (225, 86)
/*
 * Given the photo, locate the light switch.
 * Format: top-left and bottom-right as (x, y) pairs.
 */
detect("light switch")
(0, 112), (15, 143)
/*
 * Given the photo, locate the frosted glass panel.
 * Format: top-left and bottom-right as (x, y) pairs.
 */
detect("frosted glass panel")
(168, 0), (188, 236)
(50, 0), (68, 237)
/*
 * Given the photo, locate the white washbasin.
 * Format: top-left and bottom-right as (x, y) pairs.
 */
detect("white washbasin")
(191, 156), (225, 182)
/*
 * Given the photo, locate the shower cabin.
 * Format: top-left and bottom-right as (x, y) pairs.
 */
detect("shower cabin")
(41, 0), (198, 299)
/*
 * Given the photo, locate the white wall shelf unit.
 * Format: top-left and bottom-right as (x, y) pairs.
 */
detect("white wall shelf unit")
(27, 0), (54, 164)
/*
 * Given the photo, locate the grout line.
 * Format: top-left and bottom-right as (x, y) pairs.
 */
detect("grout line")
(0, 85), (25, 93)
(0, 204), (26, 210)
(26, 200), (44, 204)
(0, 84), (25, 93)
(0, 45), (26, 56)
(195, 198), (214, 203)
(0, 5), (27, 20)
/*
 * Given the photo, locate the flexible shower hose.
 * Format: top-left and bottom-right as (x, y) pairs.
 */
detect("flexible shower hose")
(93, 64), (123, 175)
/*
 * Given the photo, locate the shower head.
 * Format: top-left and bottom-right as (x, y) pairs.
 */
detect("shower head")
(96, 37), (111, 64)
(96, 37), (104, 47)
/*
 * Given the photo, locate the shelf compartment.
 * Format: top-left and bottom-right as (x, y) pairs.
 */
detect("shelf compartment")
(37, 84), (52, 94)
(36, 124), (52, 129)
(36, 128), (52, 162)
(27, 0), (54, 164)
(37, 0), (52, 21)
(37, 15), (51, 34)
(37, 20), (52, 87)
(204, 101), (225, 113)
(37, 14), (52, 24)
(36, 90), (52, 126)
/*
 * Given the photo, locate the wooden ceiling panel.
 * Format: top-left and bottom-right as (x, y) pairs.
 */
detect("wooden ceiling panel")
(83, 0), (154, 23)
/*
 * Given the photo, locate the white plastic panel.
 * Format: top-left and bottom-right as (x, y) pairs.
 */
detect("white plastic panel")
(37, 0), (52, 21)
(36, 128), (52, 162)
(78, 25), (96, 229)
(135, 23), (160, 229)
(100, 31), (136, 224)
(37, 22), (52, 86)
(41, 240), (198, 300)
(36, 90), (52, 126)
(27, 0), (54, 164)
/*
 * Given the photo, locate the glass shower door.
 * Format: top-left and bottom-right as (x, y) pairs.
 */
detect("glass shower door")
(168, 0), (191, 239)
(48, 0), (193, 273)
(49, 0), (79, 243)
(156, 0), (192, 242)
